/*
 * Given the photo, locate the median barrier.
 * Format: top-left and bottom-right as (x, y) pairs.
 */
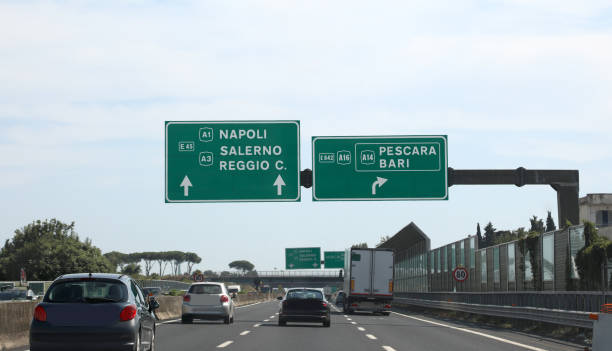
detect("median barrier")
(0, 300), (38, 351)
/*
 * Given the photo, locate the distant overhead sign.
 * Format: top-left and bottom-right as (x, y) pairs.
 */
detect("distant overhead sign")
(324, 251), (345, 269)
(286, 248), (321, 269)
(165, 121), (300, 202)
(312, 136), (448, 200)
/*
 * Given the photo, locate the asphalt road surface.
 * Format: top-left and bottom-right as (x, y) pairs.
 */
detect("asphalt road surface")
(153, 301), (585, 351)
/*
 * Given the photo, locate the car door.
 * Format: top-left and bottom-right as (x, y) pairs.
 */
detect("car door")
(130, 280), (153, 344)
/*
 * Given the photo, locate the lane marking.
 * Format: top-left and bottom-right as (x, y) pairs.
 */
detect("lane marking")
(240, 331), (250, 336)
(269, 315), (275, 318)
(382, 347), (396, 351)
(351, 321), (357, 325)
(358, 327), (365, 331)
(391, 312), (548, 351)
(157, 320), (177, 325)
(217, 341), (233, 348)
(236, 300), (272, 309)
(347, 318), (352, 321)
(366, 334), (377, 340)
(344, 315), (348, 317)
(254, 323), (261, 327)
(263, 319), (269, 322)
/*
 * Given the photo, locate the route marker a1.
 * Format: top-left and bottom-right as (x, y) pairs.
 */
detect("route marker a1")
(312, 136), (448, 201)
(165, 121), (300, 202)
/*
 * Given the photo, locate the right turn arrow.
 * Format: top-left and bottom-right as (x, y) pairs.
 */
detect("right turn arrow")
(371, 177), (388, 195)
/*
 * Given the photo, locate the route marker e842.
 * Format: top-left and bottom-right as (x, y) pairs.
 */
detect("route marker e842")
(165, 121), (300, 202)
(312, 136), (448, 201)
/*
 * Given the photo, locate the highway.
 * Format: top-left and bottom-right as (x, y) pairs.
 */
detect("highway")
(153, 301), (583, 351)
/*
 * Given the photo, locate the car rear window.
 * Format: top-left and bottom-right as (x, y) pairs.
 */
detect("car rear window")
(286, 290), (323, 300)
(189, 284), (222, 294)
(46, 280), (128, 303)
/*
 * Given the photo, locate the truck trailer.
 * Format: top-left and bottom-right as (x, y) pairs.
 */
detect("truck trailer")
(343, 248), (394, 315)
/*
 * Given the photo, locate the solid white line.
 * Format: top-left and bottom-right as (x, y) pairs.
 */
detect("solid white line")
(366, 334), (377, 340)
(156, 320), (177, 326)
(358, 327), (365, 331)
(217, 341), (233, 348)
(254, 323), (261, 327)
(240, 331), (250, 336)
(391, 312), (548, 351)
(382, 346), (396, 351)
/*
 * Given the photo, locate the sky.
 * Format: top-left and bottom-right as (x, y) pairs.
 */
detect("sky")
(0, 1), (611, 272)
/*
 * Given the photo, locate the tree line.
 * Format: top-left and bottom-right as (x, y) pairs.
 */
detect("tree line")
(476, 211), (557, 249)
(103, 251), (202, 277)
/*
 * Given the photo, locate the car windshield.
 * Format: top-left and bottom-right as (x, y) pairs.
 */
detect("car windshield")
(286, 289), (323, 300)
(46, 280), (128, 303)
(189, 284), (221, 294)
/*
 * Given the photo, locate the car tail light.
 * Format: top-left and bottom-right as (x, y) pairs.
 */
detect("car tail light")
(384, 304), (391, 309)
(183, 295), (191, 302)
(34, 305), (47, 322)
(119, 305), (137, 322)
(351, 303), (358, 307)
(322, 302), (328, 308)
(220, 295), (229, 303)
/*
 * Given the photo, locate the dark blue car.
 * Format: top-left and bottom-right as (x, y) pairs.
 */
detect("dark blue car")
(30, 273), (159, 351)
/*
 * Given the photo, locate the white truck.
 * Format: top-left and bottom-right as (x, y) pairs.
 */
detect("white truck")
(343, 248), (394, 315)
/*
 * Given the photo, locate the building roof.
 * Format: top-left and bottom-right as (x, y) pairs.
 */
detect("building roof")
(377, 222), (430, 251)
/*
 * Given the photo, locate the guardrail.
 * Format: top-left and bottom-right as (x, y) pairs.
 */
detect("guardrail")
(396, 291), (612, 312)
(394, 296), (594, 329)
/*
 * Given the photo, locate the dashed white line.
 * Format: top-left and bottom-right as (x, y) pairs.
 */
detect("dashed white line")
(382, 346), (396, 351)
(156, 318), (181, 325)
(217, 341), (233, 348)
(269, 315), (275, 318)
(253, 323), (262, 327)
(366, 334), (377, 340)
(263, 319), (269, 322)
(357, 327), (365, 331)
(240, 331), (250, 336)
(351, 321), (357, 325)
(346, 318), (352, 321)
(391, 311), (548, 351)
(344, 315), (348, 317)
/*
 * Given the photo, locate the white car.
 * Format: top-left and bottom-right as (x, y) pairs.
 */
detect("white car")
(182, 282), (236, 324)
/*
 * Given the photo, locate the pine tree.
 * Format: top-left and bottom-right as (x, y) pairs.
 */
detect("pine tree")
(483, 222), (496, 248)
(476, 223), (483, 248)
(545, 211), (556, 232)
(529, 216), (545, 234)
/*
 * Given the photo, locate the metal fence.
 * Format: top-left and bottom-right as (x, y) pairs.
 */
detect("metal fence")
(136, 280), (191, 292)
(395, 291), (612, 312)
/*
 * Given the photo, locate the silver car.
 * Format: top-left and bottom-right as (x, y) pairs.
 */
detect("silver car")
(181, 282), (235, 324)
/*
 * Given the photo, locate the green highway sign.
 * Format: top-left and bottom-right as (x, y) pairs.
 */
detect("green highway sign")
(324, 251), (345, 269)
(165, 121), (300, 202)
(285, 247), (321, 269)
(312, 136), (448, 200)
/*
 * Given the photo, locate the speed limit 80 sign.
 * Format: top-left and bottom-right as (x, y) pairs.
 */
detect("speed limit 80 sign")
(452, 267), (468, 282)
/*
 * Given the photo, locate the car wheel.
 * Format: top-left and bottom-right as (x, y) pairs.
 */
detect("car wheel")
(224, 315), (231, 324)
(181, 316), (192, 324)
(381, 312), (390, 316)
(278, 319), (286, 326)
(347, 309), (354, 315)
(323, 320), (331, 327)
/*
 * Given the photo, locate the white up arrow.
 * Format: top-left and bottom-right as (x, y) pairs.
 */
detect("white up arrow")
(180, 175), (192, 197)
(273, 174), (286, 196)
(371, 177), (388, 195)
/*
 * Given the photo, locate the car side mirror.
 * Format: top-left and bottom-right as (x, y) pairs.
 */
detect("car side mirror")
(276, 296), (283, 300)
(149, 298), (160, 311)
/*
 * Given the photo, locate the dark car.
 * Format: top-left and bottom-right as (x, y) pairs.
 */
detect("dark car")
(29, 273), (159, 351)
(277, 288), (330, 327)
(0, 288), (35, 301)
(333, 291), (345, 307)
